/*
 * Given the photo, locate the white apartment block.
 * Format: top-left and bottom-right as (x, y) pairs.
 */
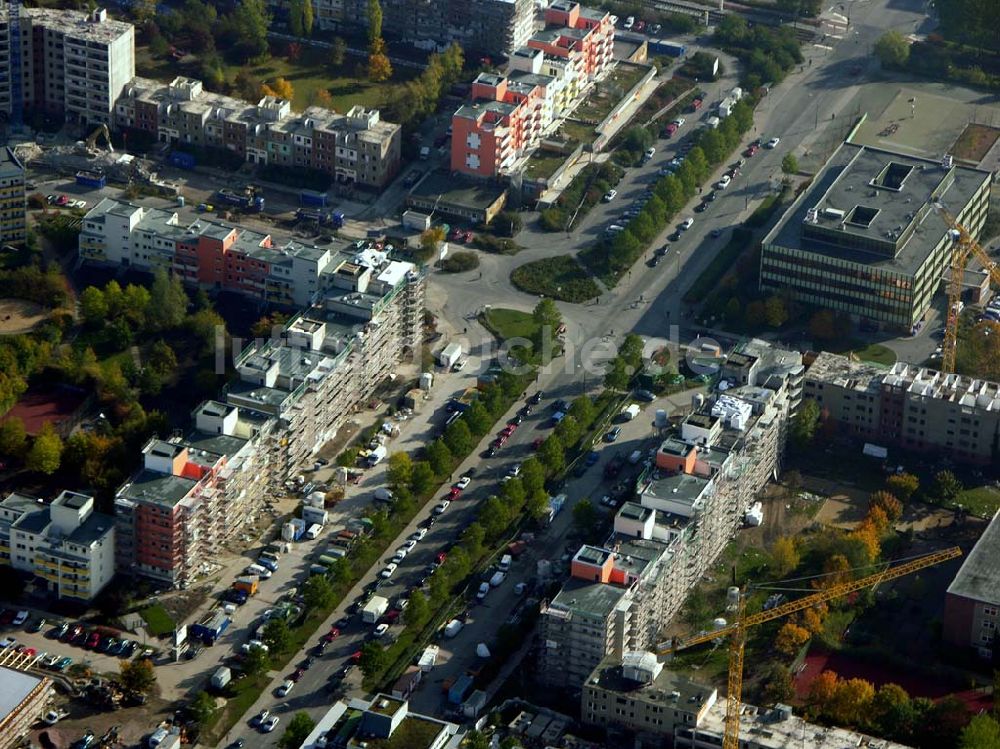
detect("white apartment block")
(538, 341), (803, 692)
(0, 7), (134, 125)
(0, 491), (115, 601)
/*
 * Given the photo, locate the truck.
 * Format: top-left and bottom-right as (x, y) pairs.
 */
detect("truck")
(167, 151), (196, 170)
(75, 170), (106, 189)
(305, 523), (323, 540)
(718, 97), (735, 118)
(191, 611), (231, 645)
(210, 666), (232, 690)
(300, 190), (328, 208)
(288, 518), (306, 542)
(295, 208), (345, 228)
(437, 342), (463, 369)
(216, 188), (264, 212)
(302, 506), (328, 526)
(233, 576), (259, 597)
(650, 39), (686, 57)
(418, 645), (439, 672)
(362, 595), (389, 624)
(448, 673), (474, 705)
(367, 445), (387, 467)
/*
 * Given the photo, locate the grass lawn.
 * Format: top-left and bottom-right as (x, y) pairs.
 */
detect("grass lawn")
(136, 44), (414, 113)
(139, 603), (176, 637)
(852, 344), (896, 366)
(482, 308), (537, 341)
(524, 150), (570, 180)
(560, 119), (598, 145)
(951, 124), (1000, 162)
(510, 255), (601, 303)
(957, 485), (1000, 518)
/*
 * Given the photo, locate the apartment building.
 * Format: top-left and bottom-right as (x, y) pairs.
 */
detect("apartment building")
(583, 652), (718, 741)
(761, 143), (993, 332)
(115, 77), (401, 188)
(81, 198), (361, 307)
(0, 491), (115, 601)
(0, 147), (26, 245)
(310, 0), (534, 57)
(538, 341), (802, 691)
(0, 7), (134, 125)
(226, 255), (424, 474)
(114, 407), (274, 585)
(450, 2), (612, 178)
(301, 693), (458, 749)
(803, 351), (1000, 464)
(675, 701), (913, 749)
(943, 509), (999, 660)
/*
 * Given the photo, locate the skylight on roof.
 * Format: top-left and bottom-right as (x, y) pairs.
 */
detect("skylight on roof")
(847, 205), (880, 228)
(873, 161), (913, 191)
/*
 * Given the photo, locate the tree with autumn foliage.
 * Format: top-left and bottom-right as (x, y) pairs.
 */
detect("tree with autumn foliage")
(769, 536), (800, 577)
(869, 490), (903, 522)
(816, 554), (853, 590)
(798, 603), (828, 635)
(262, 77), (294, 100)
(849, 517), (881, 563)
(808, 669), (840, 712)
(775, 621), (811, 656)
(366, 0), (392, 82)
(827, 677), (876, 726)
(866, 505), (891, 533)
(885, 472), (919, 502)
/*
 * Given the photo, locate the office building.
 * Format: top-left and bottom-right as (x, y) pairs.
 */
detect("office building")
(943, 509), (1000, 660)
(450, 2), (613, 178)
(0, 7), (134, 125)
(761, 143), (992, 332)
(0, 667), (53, 749)
(803, 351), (1000, 464)
(298, 693), (457, 749)
(0, 491), (115, 601)
(309, 0), (534, 57)
(583, 652), (718, 740)
(115, 77), (401, 188)
(675, 701), (913, 749)
(538, 341), (803, 691)
(0, 148), (26, 245)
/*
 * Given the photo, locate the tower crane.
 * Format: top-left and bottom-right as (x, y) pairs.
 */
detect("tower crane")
(935, 202), (998, 373)
(657, 546), (962, 749)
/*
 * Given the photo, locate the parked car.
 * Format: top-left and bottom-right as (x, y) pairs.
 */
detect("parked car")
(261, 715), (280, 733)
(433, 500), (450, 515)
(602, 189), (618, 202)
(716, 175), (732, 190)
(12, 611), (28, 627)
(380, 563), (398, 579)
(604, 427), (622, 442)
(373, 623), (389, 638)
(766, 137), (781, 148)
(679, 218), (694, 230)
(455, 476), (471, 490)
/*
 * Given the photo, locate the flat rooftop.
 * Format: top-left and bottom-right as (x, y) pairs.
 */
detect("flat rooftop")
(408, 170), (507, 212)
(766, 143), (991, 278)
(947, 510), (1000, 605)
(117, 469), (195, 509)
(19, 7), (133, 42)
(0, 667), (45, 721)
(589, 656), (712, 709)
(641, 469), (710, 507)
(550, 577), (629, 619)
(805, 350), (886, 393)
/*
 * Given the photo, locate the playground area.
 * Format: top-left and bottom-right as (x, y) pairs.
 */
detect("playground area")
(0, 298), (49, 334)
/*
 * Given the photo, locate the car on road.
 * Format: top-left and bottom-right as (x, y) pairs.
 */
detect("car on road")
(455, 476), (471, 490)
(643, 147), (656, 161)
(623, 15), (634, 29)
(694, 202), (708, 213)
(54, 656), (73, 671)
(650, 22), (661, 34)
(766, 137), (780, 148)
(433, 500), (450, 515)
(635, 19), (645, 31)
(476, 582), (490, 601)
(668, 231), (681, 242)
(679, 218), (694, 231)
(664, 122), (678, 138)
(672, 118), (686, 128)
(410, 528), (428, 542)
(49, 624), (68, 640)
(403, 539), (418, 552)
(436, 551), (448, 565)
(604, 427), (622, 443)
(276, 680), (294, 697)
(705, 190), (718, 202)
(28, 618), (45, 633)
(380, 563), (398, 579)
(252, 710), (269, 727)
(745, 143), (760, 157)
(634, 389), (656, 402)
(261, 716), (280, 733)
(716, 175), (732, 190)
(291, 667), (305, 681)
(227, 741), (245, 749)
(373, 623), (389, 638)
(86, 632), (100, 649)
(691, 97), (703, 111)
(529, 391), (543, 404)
(648, 254), (660, 267)
(12, 611), (28, 627)
(602, 189), (617, 202)
(391, 548), (408, 563)
(507, 463), (522, 477)
(0, 637), (15, 649)
(55, 195), (69, 206)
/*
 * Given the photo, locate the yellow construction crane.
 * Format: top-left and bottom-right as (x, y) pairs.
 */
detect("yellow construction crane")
(936, 203), (998, 373)
(658, 546), (962, 749)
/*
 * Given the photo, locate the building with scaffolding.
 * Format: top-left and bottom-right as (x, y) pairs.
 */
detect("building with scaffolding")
(0, 148), (26, 245)
(537, 340), (803, 691)
(0, 667), (52, 749)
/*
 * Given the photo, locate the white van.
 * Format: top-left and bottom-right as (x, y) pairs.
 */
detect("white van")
(490, 571), (506, 588)
(305, 523), (322, 540)
(499, 554), (512, 572)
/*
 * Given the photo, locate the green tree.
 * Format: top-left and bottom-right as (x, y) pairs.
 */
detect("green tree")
(761, 664), (795, 705)
(532, 298), (562, 353)
(789, 399), (821, 446)
(500, 478), (526, 513)
(480, 496), (512, 540)
(465, 730), (490, 749)
(494, 211), (522, 237)
(301, 0), (313, 35)
(960, 714), (1000, 749)
(148, 340), (178, 376)
(410, 461), (435, 495)
(424, 439), (452, 477)
(0, 417), (27, 459)
(26, 424), (62, 475)
(148, 268), (188, 331)
(874, 30), (910, 68)
(119, 657), (156, 695)
(288, 0), (304, 36)
(331, 36), (348, 66)
(569, 396), (595, 428)
(302, 574), (335, 610)
(781, 153), (799, 175)
(367, 0), (383, 47)
(886, 472), (919, 503)
(604, 357), (630, 391)
(80, 286), (108, 326)
(329, 557), (352, 587)
(619, 333), (644, 372)
(229, 0), (271, 61)
(444, 419), (474, 456)
(520, 458), (545, 494)
(554, 414), (582, 447)
(872, 683), (915, 739)
(386, 452), (413, 492)
(461, 522), (486, 558)
(405, 589), (430, 628)
(931, 470), (963, 504)
(538, 434), (565, 475)
(190, 691), (217, 726)
(573, 498), (598, 537)
(279, 712), (317, 749)
(464, 401), (492, 436)
(262, 618), (291, 653)
(243, 644), (269, 676)
(359, 641), (388, 677)
(764, 296), (789, 327)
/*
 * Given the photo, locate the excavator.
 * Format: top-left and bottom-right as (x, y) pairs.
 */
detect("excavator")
(81, 123), (114, 153)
